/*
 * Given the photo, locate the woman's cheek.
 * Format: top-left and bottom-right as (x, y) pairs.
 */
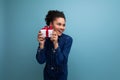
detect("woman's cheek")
(55, 26), (59, 30)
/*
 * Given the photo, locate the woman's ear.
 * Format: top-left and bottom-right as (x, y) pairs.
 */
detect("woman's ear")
(50, 22), (53, 26)
(50, 22), (54, 28)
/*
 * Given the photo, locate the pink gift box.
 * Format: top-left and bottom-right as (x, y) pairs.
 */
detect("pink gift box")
(40, 26), (53, 38)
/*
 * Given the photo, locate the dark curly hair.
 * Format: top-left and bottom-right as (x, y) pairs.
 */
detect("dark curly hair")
(45, 10), (66, 26)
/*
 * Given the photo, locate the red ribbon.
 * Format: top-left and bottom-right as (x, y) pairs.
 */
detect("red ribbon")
(41, 26), (53, 37)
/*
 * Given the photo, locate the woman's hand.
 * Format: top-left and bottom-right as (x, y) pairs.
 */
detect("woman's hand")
(37, 31), (45, 49)
(50, 31), (58, 49)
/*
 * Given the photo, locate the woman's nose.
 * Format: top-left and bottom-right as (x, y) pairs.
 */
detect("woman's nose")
(60, 26), (64, 29)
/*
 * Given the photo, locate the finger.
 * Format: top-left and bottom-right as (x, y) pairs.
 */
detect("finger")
(38, 30), (41, 33)
(52, 31), (57, 36)
(38, 35), (43, 38)
(38, 38), (45, 41)
(38, 35), (45, 39)
(38, 37), (43, 39)
(38, 34), (43, 37)
(51, 34), (56, 38)
(52, 31), (56, 34)
(50, 37), (54, 41)
(50, 37), (56, 41)
(38, 32), (42, 35)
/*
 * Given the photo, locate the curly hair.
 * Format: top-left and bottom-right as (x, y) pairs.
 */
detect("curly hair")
(45, 10), (66, 26)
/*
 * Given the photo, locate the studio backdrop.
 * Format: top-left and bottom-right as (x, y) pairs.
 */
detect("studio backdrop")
(0, 0), (120, 80)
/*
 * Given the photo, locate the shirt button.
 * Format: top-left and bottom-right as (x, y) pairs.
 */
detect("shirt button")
(51, 67), (54, 70)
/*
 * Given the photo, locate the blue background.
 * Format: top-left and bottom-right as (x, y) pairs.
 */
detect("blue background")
(0, 0), (120, 80)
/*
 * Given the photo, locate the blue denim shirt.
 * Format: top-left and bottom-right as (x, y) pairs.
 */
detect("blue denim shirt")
(36, 33), (73, 79)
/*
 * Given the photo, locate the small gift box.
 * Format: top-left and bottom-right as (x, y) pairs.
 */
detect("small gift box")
(40, 26), (53, 38)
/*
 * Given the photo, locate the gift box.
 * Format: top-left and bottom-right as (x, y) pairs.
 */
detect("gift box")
(40, 26), (53, 37)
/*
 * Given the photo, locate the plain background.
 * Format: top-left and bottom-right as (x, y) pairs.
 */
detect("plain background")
(0, 0), (120, 80)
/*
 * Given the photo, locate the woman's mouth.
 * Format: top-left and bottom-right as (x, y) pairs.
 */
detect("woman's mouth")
(59, 30), (62, 33)
(57, 30), (63, 35)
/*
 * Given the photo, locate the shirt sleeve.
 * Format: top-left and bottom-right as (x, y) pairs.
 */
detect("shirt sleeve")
(36, 43), (46, 64)
(54, 36), (73, 65)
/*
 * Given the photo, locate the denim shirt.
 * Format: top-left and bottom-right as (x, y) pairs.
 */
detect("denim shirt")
(36, 33), (73, 77)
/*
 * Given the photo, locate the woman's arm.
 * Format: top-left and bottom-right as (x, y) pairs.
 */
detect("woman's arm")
(36, 43), (46, 64)
(54, 36), (73, 65)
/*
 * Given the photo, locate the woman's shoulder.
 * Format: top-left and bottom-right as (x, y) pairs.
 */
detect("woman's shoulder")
(62, 33), (73, 41)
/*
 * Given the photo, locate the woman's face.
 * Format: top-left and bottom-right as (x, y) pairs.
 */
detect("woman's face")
(51, 17), (66, 36)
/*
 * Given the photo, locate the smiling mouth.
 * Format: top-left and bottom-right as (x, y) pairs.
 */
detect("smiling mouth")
(58, 30), (63, 34)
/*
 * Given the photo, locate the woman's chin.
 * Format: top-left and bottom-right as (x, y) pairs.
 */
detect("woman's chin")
(56, 31), (63, 36)
(58, 33), (62, 36)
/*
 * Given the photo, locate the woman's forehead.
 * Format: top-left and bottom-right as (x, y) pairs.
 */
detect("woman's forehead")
(54, 17), (65, 23)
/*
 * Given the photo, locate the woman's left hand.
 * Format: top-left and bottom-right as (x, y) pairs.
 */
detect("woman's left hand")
(50, 30), (58, 49)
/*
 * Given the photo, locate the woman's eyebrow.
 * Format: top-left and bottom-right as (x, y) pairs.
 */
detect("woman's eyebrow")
(57, 23), (61, 25)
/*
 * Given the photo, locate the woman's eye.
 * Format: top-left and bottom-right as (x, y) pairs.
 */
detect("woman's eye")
(63, 24), (65, 27)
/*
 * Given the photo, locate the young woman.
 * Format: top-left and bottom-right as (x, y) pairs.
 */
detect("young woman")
(36, 10), (73, 80)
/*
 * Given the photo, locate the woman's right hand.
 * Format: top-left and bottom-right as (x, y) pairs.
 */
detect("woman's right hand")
(37, 31), (45, 49)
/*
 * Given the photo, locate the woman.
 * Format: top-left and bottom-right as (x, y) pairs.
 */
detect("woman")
(36, 10), (73, 80)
